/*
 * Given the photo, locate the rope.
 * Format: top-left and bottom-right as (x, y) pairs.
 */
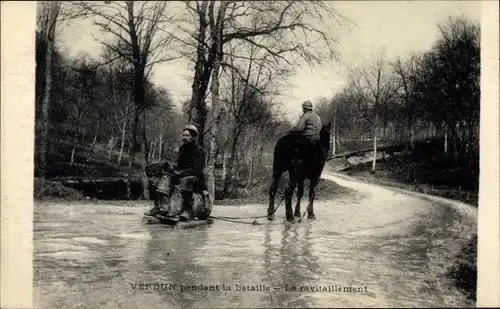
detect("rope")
(209, 193), (286, 224)
(210, 158), (327, 226)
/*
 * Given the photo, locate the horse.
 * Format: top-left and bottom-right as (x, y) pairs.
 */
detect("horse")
(267, 123), (332, 222)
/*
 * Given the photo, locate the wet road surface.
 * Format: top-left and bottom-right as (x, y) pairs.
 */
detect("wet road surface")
(34, 173), (477, 308)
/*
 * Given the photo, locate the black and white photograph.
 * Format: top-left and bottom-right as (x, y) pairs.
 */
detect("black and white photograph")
(1, 1), (499, 308)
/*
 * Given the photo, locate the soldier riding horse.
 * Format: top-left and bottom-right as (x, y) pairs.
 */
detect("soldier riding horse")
(267, 100), (331, 222)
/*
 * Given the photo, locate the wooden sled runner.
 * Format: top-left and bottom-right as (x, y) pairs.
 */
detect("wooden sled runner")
(142, 212), (214, 229)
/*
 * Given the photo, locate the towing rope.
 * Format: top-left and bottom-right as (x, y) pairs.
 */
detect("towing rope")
(209, 177), (324, 225)
(208, 194), (286, 225)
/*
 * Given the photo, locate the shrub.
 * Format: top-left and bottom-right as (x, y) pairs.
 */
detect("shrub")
(34, 178), (84, 200)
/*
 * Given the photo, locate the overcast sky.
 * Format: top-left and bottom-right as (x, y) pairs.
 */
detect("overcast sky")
(57, 1), (481, 121)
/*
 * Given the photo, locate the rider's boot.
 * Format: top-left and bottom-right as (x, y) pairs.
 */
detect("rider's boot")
(179, 191), (194, 221)
(144, 198), (160, 216)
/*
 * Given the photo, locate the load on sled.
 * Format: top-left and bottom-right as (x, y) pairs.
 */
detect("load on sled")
(143, 161), (213, 227)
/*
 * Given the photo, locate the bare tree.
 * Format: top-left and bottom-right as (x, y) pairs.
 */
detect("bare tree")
(349, 52), (398, 173)
(105, 58), (133, 165)
(205, 1), (229, 203)
(175, 0), (346, 199)
(391, 53), (420, 149)
(220, 42), (279, 196)
(68, 1), (179, 198)
(176, 0), (346, 146)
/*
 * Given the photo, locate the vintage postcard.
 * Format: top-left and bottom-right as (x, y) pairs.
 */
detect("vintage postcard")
(1, 1), (499, 308)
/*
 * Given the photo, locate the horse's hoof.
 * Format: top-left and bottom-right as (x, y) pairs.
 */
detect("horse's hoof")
(307, 213), (316, 220)
(286, 217), (296, 223)
(267, 214), (274, 221)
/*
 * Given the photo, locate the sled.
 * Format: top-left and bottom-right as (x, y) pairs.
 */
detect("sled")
(142, 211), (214, 229)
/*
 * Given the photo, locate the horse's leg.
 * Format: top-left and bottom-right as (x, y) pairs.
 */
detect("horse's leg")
(307, 177), (319, 220)
(294, 179), (304, 217)
(267, 167), (284, 221)
(285, 171), (298, 222)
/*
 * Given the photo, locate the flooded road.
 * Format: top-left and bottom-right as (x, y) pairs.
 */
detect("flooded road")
(34, 173), (477, 308)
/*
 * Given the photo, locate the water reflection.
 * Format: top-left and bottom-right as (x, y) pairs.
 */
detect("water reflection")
(34, 197), (476, 309)
(263, 222), (319, 308)
(143, 226), (211, 309)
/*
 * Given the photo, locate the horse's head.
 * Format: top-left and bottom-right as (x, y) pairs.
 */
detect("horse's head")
(319, 122), (332, 156)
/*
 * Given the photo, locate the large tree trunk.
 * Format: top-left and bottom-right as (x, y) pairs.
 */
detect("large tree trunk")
(190, 1), (210, 148)
(127, 63), (146, 198)
(140, 142), (149, 200)
(141, 111), (150, 165)
(206, 1), (228, 203)
(207, 69), (221, 203)
(221, 150), (227, 181)
(38, 3), (59, 178)
(207, 58), (223, 203)
(140, 111), (150, 199)
(127, 104), (140, 198)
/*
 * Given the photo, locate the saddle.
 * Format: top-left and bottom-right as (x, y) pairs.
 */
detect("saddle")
(291, 137), (320, 166)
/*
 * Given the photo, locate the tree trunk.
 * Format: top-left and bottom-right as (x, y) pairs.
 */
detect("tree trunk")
(89, 122), (99, 155)
(141, 111), (150, 165)
(158, 123), (163, 161)
(38, 3), (59, 179)
(223, 127), (240, 196)
(127, 104), (140, 198)
(205, 2), (228, 203)
(140, 141), (149, 200)
(246, 148), (255, 188)
(70, 134), (78, 165)
(332, 112), (337, 155)
(158, 139), (163, 162)
(454, 122), (460, 164)
(410, 123), (415, 149)
(222, 150), (227, 181)
(336, 125), (340, 149)
(140, 111), (150, 199)
(108, 136), (114, 160)
(207, 60), (222, 202)
(371, 115), (378, 174)
(190, 1), (210, 149)
(149, 139), (155, 163)
(444, 124), (448, 154)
